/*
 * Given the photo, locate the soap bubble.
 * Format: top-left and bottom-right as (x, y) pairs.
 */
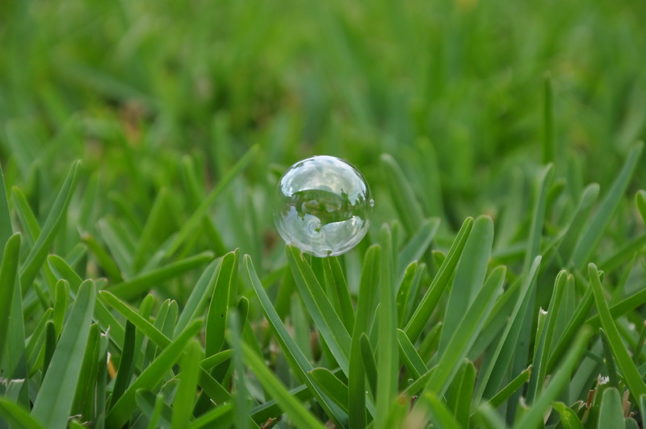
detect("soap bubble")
(275, 155), (373, 257)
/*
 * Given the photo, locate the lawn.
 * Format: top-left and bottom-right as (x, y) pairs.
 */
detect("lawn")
(1, 0), (646, 427)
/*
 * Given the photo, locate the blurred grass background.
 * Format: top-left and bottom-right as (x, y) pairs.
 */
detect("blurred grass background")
(1, 0), (645, 255)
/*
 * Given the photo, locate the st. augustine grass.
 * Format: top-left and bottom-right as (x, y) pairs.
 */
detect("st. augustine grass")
(1, 0), (646, 428)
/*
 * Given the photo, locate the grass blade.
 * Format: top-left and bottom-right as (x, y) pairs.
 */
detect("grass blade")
(31, 280), (96, 429)
(109, 251), (215, 300)
(405, 217), (474, 342)
(423, 264), (505, 396)
(0, 234), (21, 365)
(597, 387), (625, 429)
(241, 342), (326, 429)
(570, 142), (643, 267)
(0, 399), (45, 429)
(172, 340), (203, 429)
(205, 250), (238, 354)
(588, 263), (646, 400)
(439, 215), (493, 353)
(20, 160), (80, 290)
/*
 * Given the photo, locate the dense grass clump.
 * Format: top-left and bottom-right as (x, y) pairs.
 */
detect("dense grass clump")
(1, 0), (646, 428)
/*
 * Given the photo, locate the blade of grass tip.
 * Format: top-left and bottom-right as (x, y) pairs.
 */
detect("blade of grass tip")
(52, 279), (69, 335)
(397, 329), (428, 379)
(552, 402), (584, 429)
(136, 391), (173, 428)
(31, 280), (96, 429)
(172, 340), (203, 429)
(47, 254), (82, 293)
(380, 154), (425, 236)
(423, 265), (506, 397)
(141, 393), (168, 429)
(489, 366), (532, 408)
(451, 360), (476, 428)
(241, 342), (326, 429)
(439, 215), (493, 353)
(0, 165), (13, 245)
(166, 144), (258, 258)
(349, 244), (381, 428)
(107, 320), (203, 428)
(597, 387), (625, 429)
(175, 259), (220, 336)
(397, 261), (422, 327)
(588, 263), (646, 400)
(419, 392), (461, 429)
(636, 190), (646, 224)
(405, 217), (474, 343)
(570, 141), (643, 268)
(0, 399), (45, 429)
(244, 255), (346, 425)
(109, 251), (215, 300)
(20, 160), (80, 291)
(513, 326), (593, 429)
(0, 234), (21, 365)
(376, 224), (397, 429)
(205, 251), (238, 354)
(286, 246), (351, 374)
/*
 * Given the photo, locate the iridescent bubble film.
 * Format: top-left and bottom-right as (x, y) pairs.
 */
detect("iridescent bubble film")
(275, 155), (373, 257)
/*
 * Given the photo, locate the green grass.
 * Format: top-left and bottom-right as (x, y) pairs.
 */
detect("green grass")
(1, 0), (646, 427)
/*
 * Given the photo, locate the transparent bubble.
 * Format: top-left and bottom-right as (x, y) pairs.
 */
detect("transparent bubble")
(275, 155), (373, 257)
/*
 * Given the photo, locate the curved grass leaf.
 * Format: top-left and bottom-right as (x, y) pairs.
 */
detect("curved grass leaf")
(20, 160), (80, 290)
(241, 342), (325, 429)
(244, 254), (346, 425)
(588, 263), (646, 400)
(109, 251), (215, 300)
(0, 399), (45, 429)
